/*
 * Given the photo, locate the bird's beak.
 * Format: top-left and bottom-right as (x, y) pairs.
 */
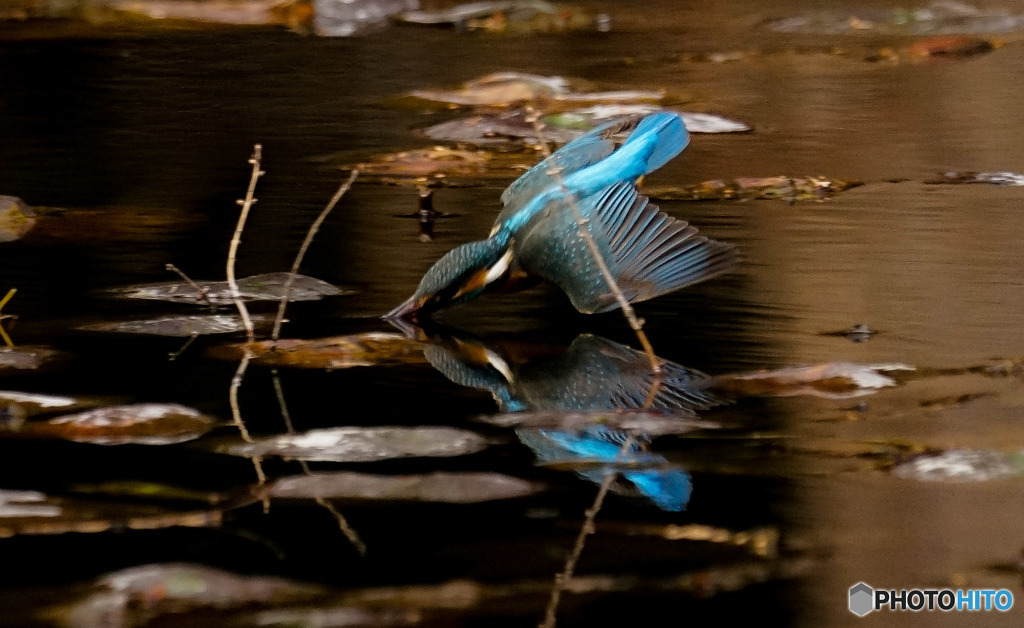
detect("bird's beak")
(384, 295), (421, 321)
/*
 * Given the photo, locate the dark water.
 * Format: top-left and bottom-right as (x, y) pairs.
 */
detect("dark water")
(2, 2), (1024, 626)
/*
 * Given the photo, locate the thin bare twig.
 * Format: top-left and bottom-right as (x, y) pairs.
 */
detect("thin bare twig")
(165, 263), (215, 309)
(525, 110), (661, 374)
(227, 145), (266, 489)
(228, 144), (263, 344)
(272, 169), (359, 342)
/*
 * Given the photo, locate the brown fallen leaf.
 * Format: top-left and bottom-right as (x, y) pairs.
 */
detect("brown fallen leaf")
(907, 35), (997, 58)
(95, 0), (310, 28)
(13, 403), (218, 445)
(644, 176), (863, 202)
(210, 332), (427, 369)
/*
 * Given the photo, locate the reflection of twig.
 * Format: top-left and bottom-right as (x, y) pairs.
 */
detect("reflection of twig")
(540, 435), (637, 628)
(271, 369), (367, 555)
(165, 263), (216, 310)
(524, 110), (661, 374)
(227, 145), (265, 489)
(0, 288), (16, 348)
(272, 169), (359, 342)
(168, 333), (199, 361)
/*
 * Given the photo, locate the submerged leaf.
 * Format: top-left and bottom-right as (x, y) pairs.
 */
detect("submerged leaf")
(220, 426), (489, 462)
(81, 314), (258, 337)
(112, 272), (346, 305)
(714, 362), (914, 398)
(893, 449), (1016, 482)
(0, 196), (37, 243)
(0, 493), (228, 537)
(644, 176), (863, 202)
(0, 345), (72, 374)
(211, 333), (427, 369)
(17, 403), (217, 445)
(479, 410), (717, 435)
(269, 471), (540, 503)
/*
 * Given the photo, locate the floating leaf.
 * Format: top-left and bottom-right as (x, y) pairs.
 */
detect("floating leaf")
(269, 471), (540, 503)
(893, 449), (1016, 482)
(397, 0), (594, 34)
(220, 426), (489, 462)
(112, 272), (346, 305)
(0, 489), (61, 518)
(354, 145), (537, 184)
(408, 72), (662, 107)
(210, 333), (427, 369)
(0, 196), (37, 243)
(53, 563), (324, 628)
(313, 0), (418, 37)
(925, 171), (1024, 186)
(906, 35), (997, 58)
(644, 176), (863, 202)
(0, 345), (72, 374)
(766, 3), (1024, 35)
(423, 107), (750, 146)
(82, 314), (260, 337)
(15, 403), (217, 445)
(98, 0), (310, 28)
(714, 362), (914, 399)
(0, 390), (79, 413)
(423, 111), (576, 145)
(479, 410), (717, 435)
(544, 106), (751, 134)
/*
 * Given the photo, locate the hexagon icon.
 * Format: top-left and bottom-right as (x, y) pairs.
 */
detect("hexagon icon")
(849, 582), (874, 617)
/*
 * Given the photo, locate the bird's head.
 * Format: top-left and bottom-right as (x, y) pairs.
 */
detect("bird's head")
(385, 237), (514, 321)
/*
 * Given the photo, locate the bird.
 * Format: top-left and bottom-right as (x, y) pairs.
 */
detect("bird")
(385, 111), (738, 321)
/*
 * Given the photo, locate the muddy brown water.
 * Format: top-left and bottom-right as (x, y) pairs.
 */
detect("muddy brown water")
(2, 2), (1024, 626)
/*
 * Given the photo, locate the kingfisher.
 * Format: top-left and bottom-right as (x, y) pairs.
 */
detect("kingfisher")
(385, 111), (738, 320)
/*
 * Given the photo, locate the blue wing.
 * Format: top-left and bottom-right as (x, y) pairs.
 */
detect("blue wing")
(514, 182), (738, 313)
(496, 112), (689, 229)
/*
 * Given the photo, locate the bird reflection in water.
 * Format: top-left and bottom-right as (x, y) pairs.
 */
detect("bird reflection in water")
(417, 328), (726, 511)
